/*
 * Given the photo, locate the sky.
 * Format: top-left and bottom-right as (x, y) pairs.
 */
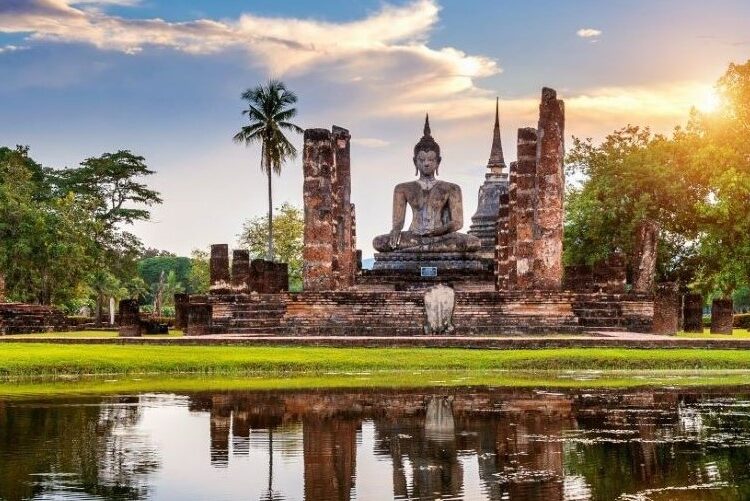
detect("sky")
(1, 0), (749, 258)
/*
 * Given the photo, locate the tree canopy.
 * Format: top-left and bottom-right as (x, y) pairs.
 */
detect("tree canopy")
(565, 59), (750, 298)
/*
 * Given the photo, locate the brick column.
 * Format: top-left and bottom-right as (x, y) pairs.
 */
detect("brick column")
(210, 244), (230, 288)
(507, 161), (518, 288)
(350, 203), (358, 284)
(515, 129), (537, 289)
(652, 283), (679, 335)
(187, 303), (212, 336)
(495, 192), (510, 291)
(231, 249), (250, 290)
(303, 128), (335, 291)
(332, 126), (354, 289)
(174, 293), (189, 330)
(632, 220), (659, 292)
(710, 298), (733, 334)
(118, 299), (141, 337)
(533, 87), (565, 290)
(682, 293), (704, 333)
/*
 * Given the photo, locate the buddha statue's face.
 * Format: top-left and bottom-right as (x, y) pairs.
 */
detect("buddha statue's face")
(414, 149), (440, 177)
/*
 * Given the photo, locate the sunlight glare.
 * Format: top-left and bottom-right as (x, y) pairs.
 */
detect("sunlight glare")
(696, 88), (721, 113)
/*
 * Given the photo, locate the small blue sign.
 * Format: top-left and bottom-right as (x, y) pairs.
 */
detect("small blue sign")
(421, 266), (438, 277)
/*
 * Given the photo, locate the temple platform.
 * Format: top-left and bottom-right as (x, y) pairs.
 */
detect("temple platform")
(0, 303), (69, 334)
(193, 290), (654, 336)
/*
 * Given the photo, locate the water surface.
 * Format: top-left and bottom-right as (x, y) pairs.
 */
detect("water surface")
(2, 386), (750, 500)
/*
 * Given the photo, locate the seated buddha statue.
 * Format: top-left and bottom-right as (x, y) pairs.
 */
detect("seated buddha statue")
(372, 116), (481, 254)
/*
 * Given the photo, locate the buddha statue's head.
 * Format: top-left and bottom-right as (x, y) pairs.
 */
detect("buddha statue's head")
(413, 114), (441, 176)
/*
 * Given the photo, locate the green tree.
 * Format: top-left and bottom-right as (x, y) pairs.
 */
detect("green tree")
(137, 256), (191, 303)
(564, 126), (705, 284)
(56, 150), (162, 323)
(233, 80), (303, 261)
(186, 249), (210, 294)
(238, 203), (303, 291)
(686, 60), (750, 296)
(0, 147), (95, 307)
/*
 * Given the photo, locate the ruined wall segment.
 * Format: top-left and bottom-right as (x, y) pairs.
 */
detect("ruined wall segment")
(302, 126), (355, 291)
(533, 87), (565, 290)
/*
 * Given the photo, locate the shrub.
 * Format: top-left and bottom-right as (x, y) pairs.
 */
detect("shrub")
(734, 313), (750, 329)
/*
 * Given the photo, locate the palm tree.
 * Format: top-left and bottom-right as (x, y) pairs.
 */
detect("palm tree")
(233, 80), (303, 261)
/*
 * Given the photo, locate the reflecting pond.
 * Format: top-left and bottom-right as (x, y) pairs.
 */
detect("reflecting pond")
(3, 386), (750, 500)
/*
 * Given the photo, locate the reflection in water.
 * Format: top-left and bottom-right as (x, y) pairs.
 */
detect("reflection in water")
(3, 388), (750, 499)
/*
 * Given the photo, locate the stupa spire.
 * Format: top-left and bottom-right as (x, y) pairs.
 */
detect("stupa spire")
(487, 97), (506, 173)
(424, 113), (431, 137)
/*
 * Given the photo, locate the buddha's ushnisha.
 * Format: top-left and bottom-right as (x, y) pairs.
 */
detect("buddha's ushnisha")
(373, 115), (480, 253)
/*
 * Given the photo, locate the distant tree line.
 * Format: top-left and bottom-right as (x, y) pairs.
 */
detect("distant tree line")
(565, 60), (750, 307)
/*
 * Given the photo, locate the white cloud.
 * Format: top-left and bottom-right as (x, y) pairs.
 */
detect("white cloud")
(0, 0), (500, 118)
(577, 28), (602, 38)
(0, 44), (28, 53)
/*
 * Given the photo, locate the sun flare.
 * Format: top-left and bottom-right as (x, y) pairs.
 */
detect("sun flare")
(696, 88), (721, 113)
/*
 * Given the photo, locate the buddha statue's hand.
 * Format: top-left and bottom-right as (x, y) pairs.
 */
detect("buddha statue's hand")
(389, 229), (402, 250)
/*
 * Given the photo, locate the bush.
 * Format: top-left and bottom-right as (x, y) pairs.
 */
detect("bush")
(734, 313), (750, 329)
(143, 315), (174, 327)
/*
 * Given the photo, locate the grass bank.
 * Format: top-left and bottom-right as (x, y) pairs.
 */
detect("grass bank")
(4, 370), (750, 399)
(2, 344), (750, 378)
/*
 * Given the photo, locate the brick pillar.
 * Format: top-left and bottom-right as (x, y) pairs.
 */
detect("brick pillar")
(231, 249), (250, 290)
(652, 283), (679, 335)
(174, 293), (189, 330)
(495, 192), (510, 291)
(533, 87), (565, 290)
(507, 161), (517, 288)
(187, 303), (212, 336)
(332, 126), (354, 289)
(350, 203), (358, 284)
(118, 299), (141, 337)
(710, 298), (733, 334)
(683, 293), (704, 333)
(515, 129), (537, 289)
(303, 128), (335, 291)
(632, 220), (659, 292)
(210, 244), (230, 288)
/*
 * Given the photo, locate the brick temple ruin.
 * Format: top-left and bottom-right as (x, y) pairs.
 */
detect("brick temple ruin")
(184, 87), (660, 337)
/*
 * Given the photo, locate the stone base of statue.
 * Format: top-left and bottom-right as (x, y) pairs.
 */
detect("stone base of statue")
(372, 251), (486, 272)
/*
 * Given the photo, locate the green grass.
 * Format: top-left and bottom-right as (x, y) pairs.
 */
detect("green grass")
(4, 370), (750, 399)
(1, 344), (750, 378)
(676, 328), (750, 339)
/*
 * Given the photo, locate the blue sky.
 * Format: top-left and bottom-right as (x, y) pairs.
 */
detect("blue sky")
(1, 0), (749, 256)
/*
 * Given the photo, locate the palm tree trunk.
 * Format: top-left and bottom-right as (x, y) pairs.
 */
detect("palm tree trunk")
(266, 165), (274, 261)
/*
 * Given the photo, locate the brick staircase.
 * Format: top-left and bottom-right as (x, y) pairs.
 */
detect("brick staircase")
(572, 293), (653, 332)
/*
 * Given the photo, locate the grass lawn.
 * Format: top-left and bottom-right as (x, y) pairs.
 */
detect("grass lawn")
(676, 328), (750, 339)
(1, 344), (750, 378)
(3, 370), (750, 398)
